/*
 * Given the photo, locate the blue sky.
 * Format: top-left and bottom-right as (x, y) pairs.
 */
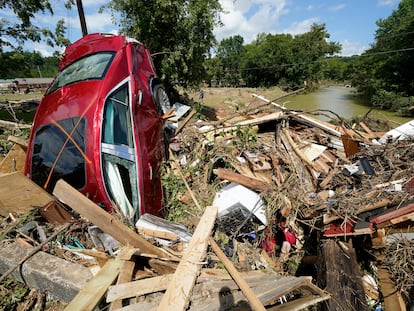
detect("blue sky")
(2, 0), (402, 57)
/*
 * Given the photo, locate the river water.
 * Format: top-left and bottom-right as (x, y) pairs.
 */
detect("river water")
(283, 85), (412, 126)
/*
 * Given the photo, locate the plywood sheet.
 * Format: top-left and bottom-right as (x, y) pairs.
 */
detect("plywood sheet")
(0, 172), (53, 217)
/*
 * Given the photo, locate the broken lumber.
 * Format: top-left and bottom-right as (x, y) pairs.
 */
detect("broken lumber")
(209, 238), (266, 311)
(0, 143), (26, 174)
(252, 93), (342, 137)
(157, 206), (218, 311)
(7, 135), (28, 149)
(52, 179), (165, 258)
(213, 168), (271, 192)
(0, 119), (32, 130)
(64, 259), (123, 311)
(107, 274), (173, 302)
(109, 260), (136, 310)
(175, 109), (196, 135)
(317, 240), (368, 311)
(371, 231), (407, 311)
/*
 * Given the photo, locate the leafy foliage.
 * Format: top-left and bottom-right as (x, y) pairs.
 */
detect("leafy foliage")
(207, 23), (341, 89)
(106, 0), (223, 88)
(349, 0), (414, 114)
(0, 51), (58, 78)
(0, 0), (70, 52)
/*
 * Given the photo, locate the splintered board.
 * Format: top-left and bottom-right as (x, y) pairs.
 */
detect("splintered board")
(0, 172), (54, 217)
(0, 143), (26, 174)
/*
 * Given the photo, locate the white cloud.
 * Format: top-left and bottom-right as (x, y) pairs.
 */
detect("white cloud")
(215, 0), (288, 44)
(282, 17), (320, 35)
(82, 0), (108, 7)
(85, 12), (114, 32)
(377, 0), (399, 6)
(339, 40), (368, 56)
(329, 4), (346, 12)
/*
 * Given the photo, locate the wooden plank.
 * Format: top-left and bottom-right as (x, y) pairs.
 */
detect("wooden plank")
(0, 143), (26, 174)
(371, 202), (414, 228)
(157, 206), (218, 311)
(359, 121), (376, 138)
(252, 93), (342, 137)
(0, 172), (54, 217)
(267, 295), (330, 311)
(209, 238), (266, 311)
(137, 227), (178, 241)
(371, 232), (406, 311)
(52, 179), (165, 258)
(64, 259), (123, 311)
(107, 274), (173, 302)
(109, 260), (135, 310)
(213, 168), (271, 192)
(317, 240), (368, 311)
(377, 266), (406, 311)
(0, 120), (32, 130)
(175, 109), (196, 135)
(7, 135), (28, 149)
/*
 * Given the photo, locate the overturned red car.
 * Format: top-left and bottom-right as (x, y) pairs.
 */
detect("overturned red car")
(25, 33), (170, 222)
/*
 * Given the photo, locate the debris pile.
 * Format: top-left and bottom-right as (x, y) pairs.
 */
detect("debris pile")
(0, 91), (413, 310)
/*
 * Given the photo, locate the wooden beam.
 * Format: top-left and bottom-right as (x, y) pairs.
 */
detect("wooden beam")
(157, 206), (218, 311)
(52, 179), (165, 258)
(64, 259), (123, 311)
(252, 93), (342, 137)
(107, 274), (173, 302)
(109, 260), (135, 310)
(209, 238), (266, 311)
(213, 168), (271, 192)
(7, 135), (28, 149)
(137, 227), (178, 241)
(175, 109), (196, 135)
(0, 120), (32, 130)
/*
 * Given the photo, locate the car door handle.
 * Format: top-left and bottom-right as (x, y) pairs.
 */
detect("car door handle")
(148, 162), (153, 180)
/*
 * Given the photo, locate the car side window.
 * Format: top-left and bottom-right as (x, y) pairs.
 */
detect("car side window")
(31, 117), (87, 192)
(101, 82), (139, 222)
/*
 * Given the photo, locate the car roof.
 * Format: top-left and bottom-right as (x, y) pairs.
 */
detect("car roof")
(58, 33), (144, 71)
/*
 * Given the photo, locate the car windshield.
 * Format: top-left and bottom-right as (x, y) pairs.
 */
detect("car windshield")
(47, 52), (114, 94)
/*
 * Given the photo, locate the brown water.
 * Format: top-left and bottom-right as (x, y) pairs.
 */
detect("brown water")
(283, 85), (412, 126)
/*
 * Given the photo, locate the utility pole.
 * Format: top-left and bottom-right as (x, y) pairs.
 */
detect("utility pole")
(76, 0), (88, 37)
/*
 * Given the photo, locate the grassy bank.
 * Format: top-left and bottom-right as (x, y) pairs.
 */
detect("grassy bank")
(182, 87), (287, 108)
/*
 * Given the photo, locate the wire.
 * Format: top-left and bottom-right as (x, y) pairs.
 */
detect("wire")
(218, 46), (414, 73)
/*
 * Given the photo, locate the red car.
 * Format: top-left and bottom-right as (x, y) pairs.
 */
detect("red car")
(25, 33), (170, 222)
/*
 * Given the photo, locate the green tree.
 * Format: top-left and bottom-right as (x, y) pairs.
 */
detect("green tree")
(369, 0), (414, 95)
(216, 35), (245, 86)
(291, 23), (341, 88)
(0, 0), (70, 52)
(106, 0), (223, 88)
(237, 24), (340, 89)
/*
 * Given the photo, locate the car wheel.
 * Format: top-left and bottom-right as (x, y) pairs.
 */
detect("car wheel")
(153, 84), (171, 115)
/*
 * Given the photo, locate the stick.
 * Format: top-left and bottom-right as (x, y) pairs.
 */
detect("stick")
(209, 238), (266, 311)
(0, 222), (71, 283)
(169, 150), (202, 211)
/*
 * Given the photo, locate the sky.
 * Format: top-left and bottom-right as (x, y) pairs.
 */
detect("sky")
(2, 0), (402, 57)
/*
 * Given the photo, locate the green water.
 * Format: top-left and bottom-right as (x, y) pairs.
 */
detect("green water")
(283, 85), (412, 126)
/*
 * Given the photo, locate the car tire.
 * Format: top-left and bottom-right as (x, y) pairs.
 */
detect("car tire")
(153, 84), (171, 115)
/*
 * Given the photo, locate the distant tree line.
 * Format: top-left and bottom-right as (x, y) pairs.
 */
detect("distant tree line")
(1, 0), (413, 115)
(0, 51), (58, 79)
